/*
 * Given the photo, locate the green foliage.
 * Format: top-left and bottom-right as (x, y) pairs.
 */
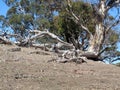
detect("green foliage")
(3, 0), (18, 6)
(115, 62), (120, 67)
(71, 1), (95, 34)
(2, 0), (63, 37)
(52, 1), (95, 43)
(1, 0), (120, 63)
(101, 30), (120, 64)
(0, 15), (9, 28)
(109, 31), (119, 44)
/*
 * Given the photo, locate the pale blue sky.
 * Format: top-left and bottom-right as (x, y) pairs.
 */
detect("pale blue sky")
(0, 0), (9, 16)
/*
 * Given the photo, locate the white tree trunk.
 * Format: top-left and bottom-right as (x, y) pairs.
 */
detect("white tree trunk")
(87, 0), (106, 55)
(88, 24), (104, 55)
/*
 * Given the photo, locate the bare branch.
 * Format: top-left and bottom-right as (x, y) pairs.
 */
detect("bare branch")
(111, 57), (120, 63)
(98, 40), (117, 56)
(32, 44), (50, 51)
(80, 24), (93, 38)
(106, 19), (120, 33)
(28, 30), (74, 47)
(66, 0), (93, 38)
(106, 0), (120, 11)
(98, 47), (109, 57)
(0, 36), (13, 45)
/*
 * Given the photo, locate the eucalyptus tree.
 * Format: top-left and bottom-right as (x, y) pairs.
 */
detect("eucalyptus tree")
(52, 1), (95, 50)
(50, 0), (120, 62)
(1, 0), (62, 38)
(0, 0), (120, 63)
(56, 0), (120, 61)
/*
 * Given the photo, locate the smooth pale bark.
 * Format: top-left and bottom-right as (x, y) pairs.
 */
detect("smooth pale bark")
(88, 24), (105, 55)
(87, 0), (120, 56)
(0, 36), (13, 45)
(87, 1), (106, 55)
(29, 30), (73, 47)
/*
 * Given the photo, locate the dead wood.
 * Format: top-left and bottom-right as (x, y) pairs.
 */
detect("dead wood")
(0, 36), (13, 45)
(29, 51), (50, 55)
(53, 56), (87, 64)
(32, 44), (50, 51)
(80, 52), (98, 60)
(7, 47), (21, 52)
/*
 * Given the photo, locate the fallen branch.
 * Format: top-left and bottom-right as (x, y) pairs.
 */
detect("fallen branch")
(0, 36), (13, 45)
(32, 44), (50, 51)
(29, 30), (73, 47)
(29, 51), (50, 55)
(55, 56), (87, 64)
(7, 47), (21, 52)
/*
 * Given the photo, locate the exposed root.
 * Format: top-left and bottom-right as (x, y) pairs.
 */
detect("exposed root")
(29, 51), (50, 55)
(48, 56), (87, 64)
(56, 57), (87, 64)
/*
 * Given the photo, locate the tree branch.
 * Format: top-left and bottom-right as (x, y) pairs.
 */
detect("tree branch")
(0, 36), (13, 45)
(66, 0), (93, 38)
(111, 57), (120, 63)
(106, 0), (120, 12)
(28, 30), (74, 48)
(98, 40), (117, 56)
(106, 19), (120, 33)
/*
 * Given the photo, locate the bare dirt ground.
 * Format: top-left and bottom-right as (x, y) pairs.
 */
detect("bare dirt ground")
(0, 44), (120, 90)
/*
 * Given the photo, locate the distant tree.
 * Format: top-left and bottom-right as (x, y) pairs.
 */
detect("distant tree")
(1, 0), (62, 38)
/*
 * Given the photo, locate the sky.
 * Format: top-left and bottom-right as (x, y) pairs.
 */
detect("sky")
(0, 0), (9, 16)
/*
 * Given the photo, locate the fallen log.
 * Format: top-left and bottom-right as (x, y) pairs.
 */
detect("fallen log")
(0, 36), (13, 45)
(29, 51), (50, 55)
(7, 47), (21, 52)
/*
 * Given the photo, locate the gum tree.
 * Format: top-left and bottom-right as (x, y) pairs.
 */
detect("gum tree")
(0, 0), (120, 63)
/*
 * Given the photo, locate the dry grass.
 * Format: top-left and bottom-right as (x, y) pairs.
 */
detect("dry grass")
(0, 44), (120, 90)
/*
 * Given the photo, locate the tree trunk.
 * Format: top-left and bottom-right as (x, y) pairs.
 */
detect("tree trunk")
(88, 23), (105, 55)
(87, 0), (106, 56)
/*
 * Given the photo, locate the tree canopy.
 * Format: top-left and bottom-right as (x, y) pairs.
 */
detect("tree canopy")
(0, 0), (120, 64)
(52, 1), (96, 50)
(1, 0), (62, 37)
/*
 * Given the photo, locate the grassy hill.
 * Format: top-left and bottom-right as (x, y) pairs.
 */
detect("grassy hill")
(0, 44), (120, 90)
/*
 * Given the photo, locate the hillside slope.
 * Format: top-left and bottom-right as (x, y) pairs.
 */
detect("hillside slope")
(0, 44), (120, 90)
